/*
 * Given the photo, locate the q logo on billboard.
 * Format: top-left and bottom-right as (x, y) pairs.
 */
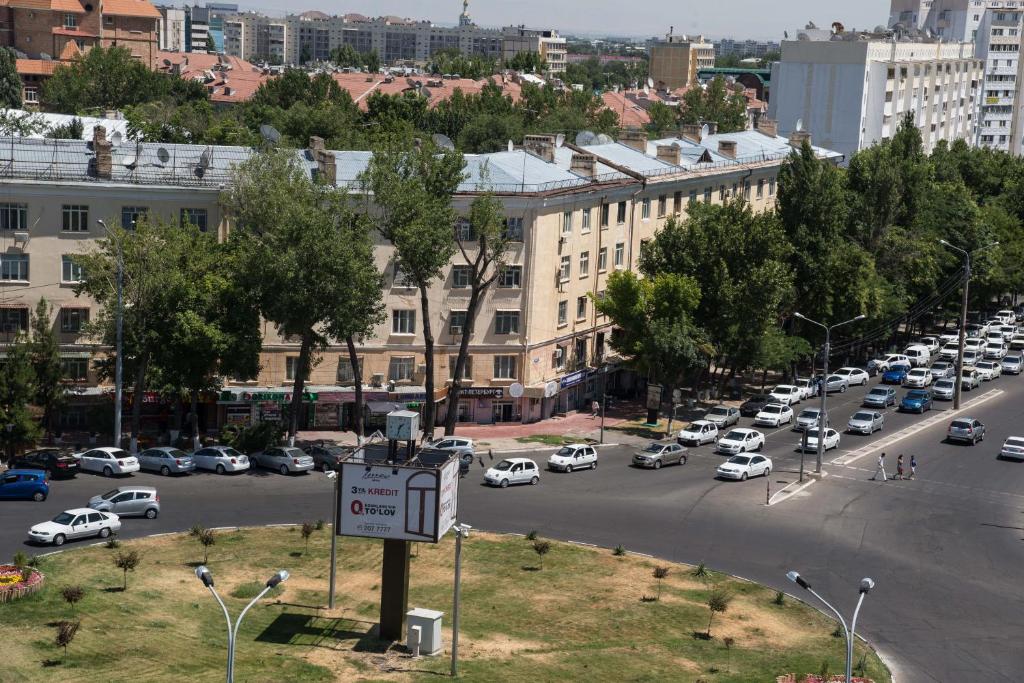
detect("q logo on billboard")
(350, 500), (364, 515)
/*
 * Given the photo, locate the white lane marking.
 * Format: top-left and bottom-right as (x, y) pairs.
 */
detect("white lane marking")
(767, 476), (817, 506)
(830, 389), (1004, 466)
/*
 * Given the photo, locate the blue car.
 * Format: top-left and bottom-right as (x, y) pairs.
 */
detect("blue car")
(882, 366), (909, 384)
(0, 469), (49, 501)
(900, 389), (933, 414)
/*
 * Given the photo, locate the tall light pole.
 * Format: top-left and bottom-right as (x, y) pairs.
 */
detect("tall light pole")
(787, 571), (874, 683)
(939, 239), (999, 409)
(450, 522), (471, 677)
(96, 219), (123, 450)
(794, 312), (865, 473)
(195, 565), (289, 682)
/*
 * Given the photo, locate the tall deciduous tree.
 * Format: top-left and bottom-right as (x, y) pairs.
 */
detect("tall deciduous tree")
(0, 47), (22, 109)
(29, 299), (65, 438)
(0, 332), (41, 461)
(679, 76), (748, 133)
(363, 139), (465, 440)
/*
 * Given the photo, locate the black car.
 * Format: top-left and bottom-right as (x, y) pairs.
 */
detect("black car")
(739, 394), (773, 417)
(305, 444), (349, 471)
(9, 449), (79, 479)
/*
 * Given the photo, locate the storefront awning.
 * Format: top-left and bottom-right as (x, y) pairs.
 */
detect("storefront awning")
(366, 400), (410, 415)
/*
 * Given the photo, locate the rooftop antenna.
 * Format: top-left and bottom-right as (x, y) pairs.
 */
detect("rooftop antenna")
(110, 131), (123, 146)
(555, 133), (565, 147)
(196, 146), (212, 178)
(431, 133), (455, 150)
(259, 123), (281, 145)
(575, 130), (597, 146)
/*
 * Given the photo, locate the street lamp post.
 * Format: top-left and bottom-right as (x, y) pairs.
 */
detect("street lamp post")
(450, 523), (471, 677)
(787, 571), (874, 683)
(96, 219), (123, 450)
(794, 313), (866, 473)
(939, 239), (999, 410)
(195, 565), (289, 683)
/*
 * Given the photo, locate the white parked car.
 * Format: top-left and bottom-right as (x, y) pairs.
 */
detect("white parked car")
(74, 447), (140, 477)
(964, 337), (986, 351)
(962, 350), (981, 366)
(932, 378), (956, 400)
(1002, 355), (1023, 374)
(799, 428), (841, 452)
(918, 337), (940, 354)
(715, 428), (765, 454)
(904, 368), (933, 387)
(793, 378), (817, 399)
(998, 436), (1024, 461)
(769, 384), (802, 406)
(484, 458), (539, 487)
(833, 367), (869, 386)
(547, 444), (597, 472)
(984, 342), (1007, 360)
(999, 325), (1016, 341)
(960, 369), (980, 391)
(192, 446), (250, 474)
(251, 446), (315, 475)
(938, 333), (959, 345)
(677, 420), (719, 446)
(903, 345), (931, 367)
(716, 454), (772, 481)
(28, 508), (121, 546)
(869, 354), (911, 372)
(754, 403), (794, 428)
(996, 309), (1016, 324)
(939, 343), (961, 362)
(974, 361), (1001, 381)
(847, 410), (884, 435)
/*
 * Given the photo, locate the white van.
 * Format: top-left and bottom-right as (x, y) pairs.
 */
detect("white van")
(903, 345), (931, 367)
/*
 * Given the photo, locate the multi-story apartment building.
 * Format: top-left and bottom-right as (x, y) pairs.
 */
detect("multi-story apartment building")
(714, 38), (781, 59)
(157, 6), (186, 51)
(648, 31), (716, 90)
(889, 0), (1024, 152)
(769, 31), (982, 159)
(0, 123), (838, 435)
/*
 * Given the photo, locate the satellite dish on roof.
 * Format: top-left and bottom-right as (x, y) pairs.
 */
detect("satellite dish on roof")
(575, 130), (597, 146)
(555, 133), (565, 147)
(156, 147), (170, 164)
(259, 123), (281, 144)
(700, 123), (710, 139)
(507, 139), (514, 152)
(642, 85), (650, 97)
(405, 77), (416, 88)
(647, 76), (654, 89)
(595, 133), (613, 144)
(195, 147), (212, 178)
(111, 131), (123, 146)
(432, 133), (455, 150)
(39, 52), (52, 61)
(795, 118), (804, 132)
(420, 87), (432, 99)
(163, 58), (172, 67)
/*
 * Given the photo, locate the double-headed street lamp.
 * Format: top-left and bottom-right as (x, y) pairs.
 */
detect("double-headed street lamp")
(938, 239), (999, 409)
(195, 565), (289, 682)
(793, 312), (866, 474)
(787, 571), (874, 683)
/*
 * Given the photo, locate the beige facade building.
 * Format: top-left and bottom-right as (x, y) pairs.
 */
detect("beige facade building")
(0, 122), (839, 435)
(649, 31), (716, 90)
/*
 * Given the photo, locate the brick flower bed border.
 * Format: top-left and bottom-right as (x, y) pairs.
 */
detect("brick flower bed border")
(777, 676), (874, 683)
(0, 564), (44, 603)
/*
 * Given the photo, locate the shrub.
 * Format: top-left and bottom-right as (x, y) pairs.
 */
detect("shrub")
(113, 550), (141, 591)
(314, 519), (325, 531)
(525, 530), (538, 541)
(831, 625), (843, 638)
(11, 551), (29, 569)
(773, 590), (786, 606)
(55, 620), (80, 662)
(613, 544), (626, 556)
(189, 524), (204, 538)
(223, 422), (283, 454)
(301, 522), (316, 554)
(706, 587), (732, 638)
(104, 537), (121, 549)
(198, 529), (216, 564)
(693, 562), (710, 579)
(61, 585), (85, 612)
(723, 636), (735, 650)
(532, 540), (551, 569)
(20, 567), (32, 583)
(653, 566), (670, 600)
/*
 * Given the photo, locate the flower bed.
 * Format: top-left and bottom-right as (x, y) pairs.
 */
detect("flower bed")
(0, 564), (44, 603)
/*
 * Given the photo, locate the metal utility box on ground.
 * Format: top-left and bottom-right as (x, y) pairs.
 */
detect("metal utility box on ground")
(406, 607), (444, 655)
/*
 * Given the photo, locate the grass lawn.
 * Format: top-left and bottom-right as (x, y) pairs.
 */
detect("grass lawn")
(0, 527), (891, 682)
(606, 417), (671, 441)
(513, 434), (585, 446)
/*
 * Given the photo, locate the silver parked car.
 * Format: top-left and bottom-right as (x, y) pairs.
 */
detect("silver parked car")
(847, 410), (884, 435)
(703, 405), (740, 429)
(824, 374), (850, 393)
(631, 441), (688, 469)
(87, 486), (160, 519)
(192, 446), (250, 474)
(948, 418), (985, 445)
(794, 407), (828, 432)
(429, 437), (475, 458)
(251, 446), (315, 475)
(138, 447), (196, 476)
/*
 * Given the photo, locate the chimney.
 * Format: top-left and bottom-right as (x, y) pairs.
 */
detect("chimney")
(756, 117), (778, 138)
(309, 135), (326, 156)
(308, 137), (335, 185)
(523, 134), (555, 162)
(788, 130), (812, 148)
(569, 152), (597, 178)
(717, 140), (737, 159)
(679, 123), (702, 143)
(93, 125), (112, 180)
(655, 144), (680, 165)
(618, 128), (647, 152)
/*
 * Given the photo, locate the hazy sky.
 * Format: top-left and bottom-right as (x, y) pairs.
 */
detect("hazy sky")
(238, 0), (892, 41)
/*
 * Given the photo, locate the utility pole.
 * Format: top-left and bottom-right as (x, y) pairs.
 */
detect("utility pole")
(98, 219), (123, 449)
(450, 523), (470, 677)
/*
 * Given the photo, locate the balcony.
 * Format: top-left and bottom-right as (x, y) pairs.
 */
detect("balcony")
(983, 95), (1016, 106)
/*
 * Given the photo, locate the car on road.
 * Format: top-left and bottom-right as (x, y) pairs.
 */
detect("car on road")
(847, 411), (885, 435)
(703, 405), (740, 429)
(250, 447), (315, 475)
(795, 407), (828, 432)
(882, 366), (909, 385)
(939, 343), (961, 362)
(138, 447), (195, 476)
(192, 446), (250, 474)
(87, 486), (160, 519)
(965, 323), (986, 338)
(0, 470), (48, 501)
(918, 337), (940, 354)
(305, 444), (349, 472)
(769, 384), (802, 406)
(547, 444), (597, 472)
(754, 403), (794, 428)
(28, 508), (120, 546)
(631, 441), (688, 469)
(869, 354), (911, 372)
(793, 378), (818, 399)
(483, 458), (540, 486)
(975, 360), (1001, 381)
(800, 428), (841, 452)
(1002, 355), (1023, 374)
(932, 378), (956, 400)
(965, 337), (986, 351)
(8, 449), (79, 479)
(960, 368), (980, 391)
(947, 418), (985, 445)
(904, 368), (933, 387)
(74, 447), (140, 477)
(985, 342), (1007, 360)
(715, 428), (765, 454)
(903, 345), (931, 367)
(996, 309), (1016, 324)
(938, 333), (959, 345)
(900, 389), (933, 413)
(677, 420), (719, 446)
(998, 436), (1024, 461)
(963, 350), (981, 367)
(833, 367), (870, 386)
(985, 331), (1005, 346)
(999, 325), (1017, 341)
(824, 374), (850, 393)
(716, 454), (772, 481)
(429, 437), (475, 459)
(863, 386), (897, 407)
(928, 361), (955, 380)
(739, 394), (774, 417)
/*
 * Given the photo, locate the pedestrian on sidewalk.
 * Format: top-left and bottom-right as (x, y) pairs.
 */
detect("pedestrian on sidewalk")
(591, 400), (600, 418)
(871, 451), (888, 481)
(909, 455), (917, 480)
(896, 453), (904, 480)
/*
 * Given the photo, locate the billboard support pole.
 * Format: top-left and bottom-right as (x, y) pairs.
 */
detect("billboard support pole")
(379, 538), (411, 641)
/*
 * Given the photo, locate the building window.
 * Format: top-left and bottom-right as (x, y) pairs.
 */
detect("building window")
(23, 88), (38, 104)
(121, 206), (148, 229)
(559, 255), (571, 280)
(63, 12), (76, 28)
(452, 265), (471, 288)
(553, 344), (566, 370)
(448, 354), (472, 379)
(497, 265), (522, 288)
(392, 262), (414, 288)
(614, 242), (624, 267)
(337, 356), (363, 383)
(757, 179), (764, 198)
(703, 187), (712, 203)
(719, 185), (726, 201)
(562, 209), (573, 234)
(389, 356), (414, 381)
(657, 195), (667, 217)
(598, 246), (608, 272)
(0, 308), (27, 333)
(0, 254), (28, 281)
(557, 300), (567, 325)
(495, 310), (520, 335)
(576, 295), (587, 320)
(180, 208), (209, 232)
(581, 207), (591, 232)
(743, 180), (751, 199)
(455, 217), (474, 241)
(769, 177), (776, 195)
(59, 307), (88, 333)
(503, 216), (523, 241)
(61, 357), (88, 381)
(449, 310), (467, 335)
(600, 202), (609, 227)
(61, 255), (84, 283)
(579, 251), (589, 277)
(688, 189), (697, 204)
(616, 201), (627, 224)
(62, 205), (88, 232)
(641, 197), (651, 220)
(285, 356), (308, 381)
(574, 338), (587, 367)
(392, 309), (416, 335)
(0, 202), (27, 232)
(493, 355), (517, 379)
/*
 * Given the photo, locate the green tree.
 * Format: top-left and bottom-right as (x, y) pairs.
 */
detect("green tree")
(507, 51), (547, 74)
(679, 76), (748, 133)
(706, 587), (733, 638)
(29, 299), (65, 439)
(363, 138), (466, 439)
(0, 47), (22, 109)
(363, 51), (381, 74)
(646, 101), (678, 135)
(0, 332), (41, 462)
(47, 117), (84, 140)
(112, 549), (140, 591)
(205, 34), (217, 53)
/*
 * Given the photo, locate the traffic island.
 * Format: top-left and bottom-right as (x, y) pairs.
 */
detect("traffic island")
(0, 527), (891, 681)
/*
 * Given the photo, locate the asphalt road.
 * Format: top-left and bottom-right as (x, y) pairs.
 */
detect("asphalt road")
(3, 371), (1024, 682)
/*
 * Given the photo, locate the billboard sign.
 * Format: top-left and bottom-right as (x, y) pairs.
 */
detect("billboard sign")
(338, 458), (459, 543)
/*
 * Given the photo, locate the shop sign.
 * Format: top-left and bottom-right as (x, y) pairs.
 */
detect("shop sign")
(391, 392), (426, 401)
(244, 391), (317, 403)
(646, 384), (663, 410)
(259, 401), (282, 422)
(560, 370), (588, 389)
(458, 387), (504, 398)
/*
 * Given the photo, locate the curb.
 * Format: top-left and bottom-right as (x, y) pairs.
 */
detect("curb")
(489, 442), (621, 454)
(767, 476), (817, 506)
